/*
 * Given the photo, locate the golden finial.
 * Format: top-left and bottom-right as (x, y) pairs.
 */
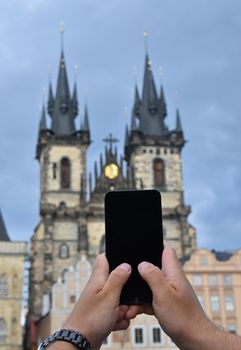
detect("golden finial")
(143, 32), (149, 54)
(59, 21), (65, 52)
(59, 21), (65, 33)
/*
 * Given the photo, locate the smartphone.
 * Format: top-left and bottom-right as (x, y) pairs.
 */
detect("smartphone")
(105, 189), (163, 305)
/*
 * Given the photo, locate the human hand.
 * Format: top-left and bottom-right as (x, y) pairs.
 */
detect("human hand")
(63, 254), (132, 350)
(135, 247), (216, 349)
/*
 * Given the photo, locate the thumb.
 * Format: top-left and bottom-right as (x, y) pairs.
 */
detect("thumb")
(138, 261), (166, 292)
(103, 263), (132, 300)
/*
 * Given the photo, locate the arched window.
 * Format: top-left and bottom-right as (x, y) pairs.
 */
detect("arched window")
(0, 274), (8, 297)
(59, 243), (69, 259)
(153, 158), (165, 188)
(0, 318), (7, 343)
(60, 157), (71, 189)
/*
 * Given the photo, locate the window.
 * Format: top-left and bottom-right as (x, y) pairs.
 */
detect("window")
(153, 158), (165, 188)
(151, 327), (162, 344)
(53, 163), (57, 179)
(225, 296), (235, 311)
(132, 326), (145, 346)
(193, 274), (202, 286)
(0, 274), (8, 297)
(223, 274), (232, 286)
(60, 157), (71, 189)
(210, 296), (220, 312)
(200, 255), (208, 265)
(59, 243), (69, 259)
(208, 275), (217, 286)
(0, 318), (7, 343)
(70, 295), (76, 303)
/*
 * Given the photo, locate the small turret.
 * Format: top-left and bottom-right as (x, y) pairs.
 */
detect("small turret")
(175, 108), (183, 133)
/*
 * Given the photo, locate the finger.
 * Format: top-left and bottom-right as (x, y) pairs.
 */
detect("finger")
(138, 261), (167, 293)
(126, 304), (154, 319)
(103, 263), (131, 300)
(113, 319), (130, 331)
(162, 247), (185, 283)
(88, 254), (109, 290)
(117, 305), (129, 322)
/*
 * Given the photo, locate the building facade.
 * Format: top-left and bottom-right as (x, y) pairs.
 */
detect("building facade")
(26, 38), (199, 348)
(184, 248), (241, 335)
(0, 211), (29, 350)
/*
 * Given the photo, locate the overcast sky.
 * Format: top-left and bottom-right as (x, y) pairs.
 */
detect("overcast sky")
(0, 0), (240, 251)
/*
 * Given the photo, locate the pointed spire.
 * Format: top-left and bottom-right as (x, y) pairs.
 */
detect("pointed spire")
(143, 54), (158, 114)
(94, 161), (98, 184)
(51, 42), (76, 135)
(100, 153), (103, 171)
(176, 108), (183, 133)
(0, 210), (10, 241)
(47, 82), (54, 117)
(82, 104), (90, 131)
(133, 85), (141, 117)
(71, 82), (78, 118)
(131, 111), (137, 131)
(89, 173), (92, 197)
(58, 51), (70, 113)
(39, 103), (47, 131)
(160, 85), (167, 119)
(125, 125), (129, 146)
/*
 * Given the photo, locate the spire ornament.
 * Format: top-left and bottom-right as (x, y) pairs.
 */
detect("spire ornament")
(143, 31), (149, 55)
(59, 22), (65, 53)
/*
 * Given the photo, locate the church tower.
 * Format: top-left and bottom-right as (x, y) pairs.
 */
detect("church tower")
(125, 52), (196, 257)
(30, 44), (91, 319)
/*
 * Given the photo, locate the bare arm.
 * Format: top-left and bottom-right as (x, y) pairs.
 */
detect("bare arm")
(46, 254), (132, 350)
(135, 247), (241, 350)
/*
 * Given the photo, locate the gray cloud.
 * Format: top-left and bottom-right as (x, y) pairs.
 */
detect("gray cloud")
(0, 0), (241, 251)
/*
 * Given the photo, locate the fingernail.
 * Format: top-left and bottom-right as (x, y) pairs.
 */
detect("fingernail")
(120, 263), (131, 272)
(138, 262), (150, 272)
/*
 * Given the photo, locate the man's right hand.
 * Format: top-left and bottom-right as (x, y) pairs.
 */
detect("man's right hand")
(134, 247), (216, 349)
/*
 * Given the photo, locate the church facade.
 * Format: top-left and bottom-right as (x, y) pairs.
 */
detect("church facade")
(28, 41), (196, 347)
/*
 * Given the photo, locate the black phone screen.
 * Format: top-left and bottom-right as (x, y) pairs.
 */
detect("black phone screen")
(105, 190), (163, 305)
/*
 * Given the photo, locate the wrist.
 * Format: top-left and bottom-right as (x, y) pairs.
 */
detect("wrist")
(174, 317), (218, 350)
(62, 321), (100, 350)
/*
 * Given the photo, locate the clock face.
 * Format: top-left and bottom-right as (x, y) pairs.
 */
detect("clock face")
(104, 163), (119, 180)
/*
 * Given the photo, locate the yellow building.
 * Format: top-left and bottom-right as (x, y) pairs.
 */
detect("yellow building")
(184, 248), (241, 335)
(0, 211), (29, 350)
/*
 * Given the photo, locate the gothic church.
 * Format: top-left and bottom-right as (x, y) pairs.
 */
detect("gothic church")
(29, 41), (196, 324)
